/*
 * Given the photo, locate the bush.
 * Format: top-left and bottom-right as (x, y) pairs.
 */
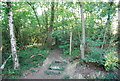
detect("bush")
(2, 46), (49, 79)
(83, 47), (106, 65)
(104, 51), (119, 71)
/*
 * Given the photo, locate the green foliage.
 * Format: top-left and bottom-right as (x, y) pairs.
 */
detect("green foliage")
(18, 47), (49, 70)
(2, 69), (22, 79)
(62, 75), (70, 79)
(1, 2), (118, 79)
(104, 51), (119, 71)
(30, 69), (37, 73)
(83, 53), (105, 66)
(103, 72), (119, 79)
(71, 49), (80, 57)
(84, 39), (106, 65)
(2, 46), (49, 79)
(96, 72), (119, 79)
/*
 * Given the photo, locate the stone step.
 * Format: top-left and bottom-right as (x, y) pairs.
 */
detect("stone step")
(48, 65), (65, 71)
(45, 60), (68, 75)
(52, 61), (68, 66)
(48, 61), (68, 71)
(44, 70), (62, 75)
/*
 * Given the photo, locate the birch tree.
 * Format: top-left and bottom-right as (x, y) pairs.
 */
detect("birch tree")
(7, 2), (20, 70)
(80, 2), (85, 59)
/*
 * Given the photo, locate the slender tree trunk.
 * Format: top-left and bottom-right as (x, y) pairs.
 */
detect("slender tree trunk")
(45, 11), (48, 31)
(118, 1), (120, 55)
(27, 2), (41, 28)
(43, 10), (49, 46)
(79, 2), (85, 59)
(55, 2), (59, 46)
(47, 2), (55, 47)
(7, 2), (20, 70)
(102, 28), (107, 49)
(102, 2), (113, 49)
(69, 31), (72, 55)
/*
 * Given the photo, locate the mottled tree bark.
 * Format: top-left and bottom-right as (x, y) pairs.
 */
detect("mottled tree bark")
(7, 2), (20, 70)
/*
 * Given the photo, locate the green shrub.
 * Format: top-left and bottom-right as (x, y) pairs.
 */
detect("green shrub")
(62, 75), (70, 79)
(83, 47), (106, 65)
(96, 72), (119, 79)
(2, 46), (49, 79)
(104, 51), (119, 71)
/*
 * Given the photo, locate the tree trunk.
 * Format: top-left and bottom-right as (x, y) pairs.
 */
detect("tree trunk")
(27, 2), (41, 28)
(47, 2), (55, 47)
(69, 31), (72, 55)
(101, 2), (113, 49)
(118, 1), (120, 55)
(7, 2), (20, 70)
(79, 2), (85, 59)
(43, 10), (49, 46)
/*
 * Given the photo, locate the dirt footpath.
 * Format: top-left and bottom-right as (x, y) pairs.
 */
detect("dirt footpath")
(19, 49), (77, 79)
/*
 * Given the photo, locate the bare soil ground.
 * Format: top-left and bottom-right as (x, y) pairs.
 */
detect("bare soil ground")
(19, 48), (119, 79)
(19, 48), (77, 79)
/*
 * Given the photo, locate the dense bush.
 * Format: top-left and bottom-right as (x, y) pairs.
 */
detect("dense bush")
(104, 51), (119, 71)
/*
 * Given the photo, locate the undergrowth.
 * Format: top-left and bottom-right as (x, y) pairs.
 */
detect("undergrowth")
(2, 46), (49, 79)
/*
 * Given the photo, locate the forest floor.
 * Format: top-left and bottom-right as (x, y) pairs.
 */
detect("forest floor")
(19, 48), (119, 79)
(19, 48), (74, 79)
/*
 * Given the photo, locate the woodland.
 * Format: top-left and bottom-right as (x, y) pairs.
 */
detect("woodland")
(0, 1), (120, 79)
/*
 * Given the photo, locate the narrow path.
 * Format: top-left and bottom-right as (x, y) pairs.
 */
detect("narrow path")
(20, 48), (77, 79)
(19, 48), (110, 79)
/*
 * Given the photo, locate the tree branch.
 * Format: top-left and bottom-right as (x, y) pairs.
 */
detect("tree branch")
(27, 2), (41, 29)
(0, 54), (12, 69)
